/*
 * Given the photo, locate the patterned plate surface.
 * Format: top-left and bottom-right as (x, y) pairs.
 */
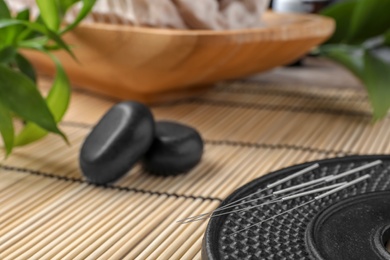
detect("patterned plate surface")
(202, 155), (390, 260)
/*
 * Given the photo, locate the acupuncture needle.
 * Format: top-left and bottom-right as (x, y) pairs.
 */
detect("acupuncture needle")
(178, 160), (382, 224)
(224, 176), (331, 211)
(223, 163), (320, 209)
(241, 160), (382, 209)
(325, 160), (382, 182)
(180, 182), (346, 224)
(177, 176), (330, 223)
(177, 164), (320, 223)
(229, 174), (371, 235)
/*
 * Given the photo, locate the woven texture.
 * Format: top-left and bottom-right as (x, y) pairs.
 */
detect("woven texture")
(0, 77), (389, 259)
(205, 156), (389, 259)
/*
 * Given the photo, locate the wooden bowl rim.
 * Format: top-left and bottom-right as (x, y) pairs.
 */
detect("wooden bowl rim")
(76, 12), (334, 37)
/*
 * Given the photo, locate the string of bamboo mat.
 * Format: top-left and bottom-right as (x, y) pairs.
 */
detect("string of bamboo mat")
(0, 78), (389, 259)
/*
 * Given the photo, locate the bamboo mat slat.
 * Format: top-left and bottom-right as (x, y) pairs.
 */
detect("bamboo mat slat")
(1, 78), (389, 260)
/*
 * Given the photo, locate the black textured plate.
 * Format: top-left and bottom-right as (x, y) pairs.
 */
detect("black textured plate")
(306, 191), (390, 260)
(202, 155), (390, 260)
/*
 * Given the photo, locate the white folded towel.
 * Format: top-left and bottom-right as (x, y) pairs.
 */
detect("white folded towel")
(5, 0), (269, 30)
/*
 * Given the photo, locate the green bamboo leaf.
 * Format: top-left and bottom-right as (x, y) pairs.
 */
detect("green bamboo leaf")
(0, 20), (75, 59)
(0, 0), (10, 19)
(15, 56), (71, 146)
(17, 40), (67, 59)
(0, 101), (14, 155)
(0, 46), (16, 64)
(36, 0), (61, 31)
(17, 40), (46, 51)
(0, 20), (46, 36)
(0, 0), (12, 48)
(43, 56), (71, 122)
(44, 44), (64, 51)
(348, 0), (390, 43)
(59, 0), (79, 15)
(62, 0), (96, 34)
(42, 29), (76, 60)
(0, 9), (30, 55)
(0, 65), (65, 139)
(319, 44), (364, 78)
(321, 0), (357, 44)
(6, 9), (31, 44)
(17, 15), (44, 41)
(384, 31), (390, 46)
(16, 8), (30, 21)
(15, 53), (37, 83)
(363, 50), (390, 120)
(14, 9), (30, 32)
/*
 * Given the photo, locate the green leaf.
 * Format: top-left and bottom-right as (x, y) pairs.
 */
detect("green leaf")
(0, 20), (46, 36)
(319, 44), (364, 78)
(0, 101), (14, 155)
(13, 9), (31, 34)
(0, 46), (16, 64)
(42, 29), (76, 60)
(44, 44), (64, 51)
(16, 8), (30, 21)
(0, 0), (11, 19)
(15, 55), (71, 146)
(348, 0), (390, 43)
(0, 0), (12, 48)
(384, 31), (390, 46)
(36, 0), (61, 31)
(14, 53), (37, 83)
(321, 44), (390, 120)
(19, 39), (69, 52)
(59, 0), (79, 15)
(0, 20), (75, 59)
(17, 15), (44, 42)
(0, 65), (65, 139)
(62, 0), (96, 34)
(43, 56), (71, 122)
(363, 50), (390, 120)
(3, 9), (31, 46)
(321, 0), (357, 44)
(17, 40), (46, 51)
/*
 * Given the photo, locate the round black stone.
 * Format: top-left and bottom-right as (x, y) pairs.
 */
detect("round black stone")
(142, 121), (204, 176)
(79, 101), (154, 184)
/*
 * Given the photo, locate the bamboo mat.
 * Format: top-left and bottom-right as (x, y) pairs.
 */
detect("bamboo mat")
(1, 78), (389, 260)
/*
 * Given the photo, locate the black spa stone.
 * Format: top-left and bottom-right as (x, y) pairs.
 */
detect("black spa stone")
(142, 121), (203, 176)
(79, 101), (154, 184)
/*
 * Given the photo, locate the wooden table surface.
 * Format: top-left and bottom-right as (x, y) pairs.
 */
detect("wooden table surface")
(249, 57), (362, 90)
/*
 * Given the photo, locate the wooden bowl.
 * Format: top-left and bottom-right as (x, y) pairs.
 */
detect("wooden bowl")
(26, 12), (334, 103)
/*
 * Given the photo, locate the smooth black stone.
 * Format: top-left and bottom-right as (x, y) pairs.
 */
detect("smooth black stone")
(142, 121), (203, 176)
(80, 101), (154, 184)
